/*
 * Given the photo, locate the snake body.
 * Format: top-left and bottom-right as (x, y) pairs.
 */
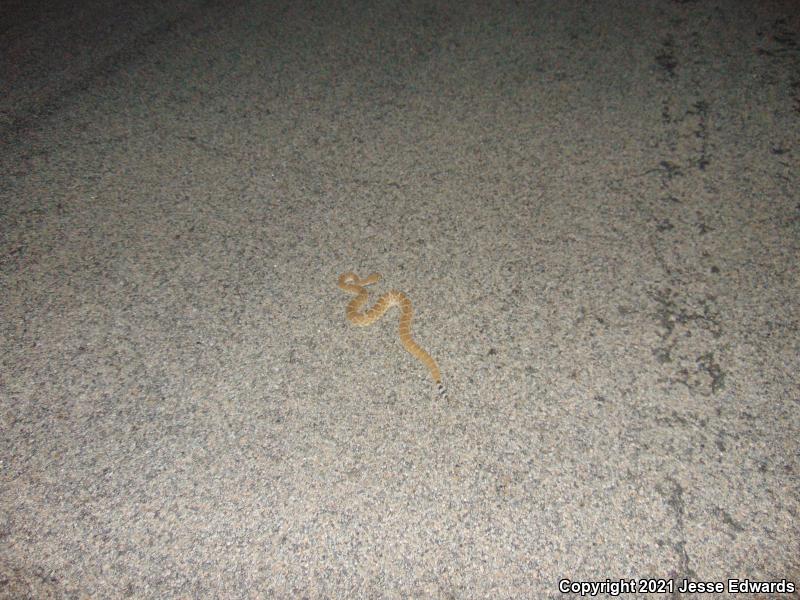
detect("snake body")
(338, 272), (446, 399)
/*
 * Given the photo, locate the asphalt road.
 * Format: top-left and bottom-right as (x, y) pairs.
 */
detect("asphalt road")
(2, 1), (799, 597)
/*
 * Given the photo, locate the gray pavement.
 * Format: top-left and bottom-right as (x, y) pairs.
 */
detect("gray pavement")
(1, 1), (798, 597)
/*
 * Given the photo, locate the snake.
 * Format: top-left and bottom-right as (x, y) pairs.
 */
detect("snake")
(338, 272), (447, 399)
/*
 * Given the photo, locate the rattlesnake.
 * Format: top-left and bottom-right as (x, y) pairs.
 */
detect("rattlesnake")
(338, 272), (447, 399)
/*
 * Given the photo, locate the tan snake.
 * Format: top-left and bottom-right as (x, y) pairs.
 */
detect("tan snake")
(338, 272), (447, 399)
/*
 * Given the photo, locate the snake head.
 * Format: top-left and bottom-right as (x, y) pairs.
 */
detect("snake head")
(339, 272), (381, 287)
(338, 272), (360, 286)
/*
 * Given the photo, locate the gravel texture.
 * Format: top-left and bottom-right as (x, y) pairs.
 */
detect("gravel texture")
(2, 1), (798, 598)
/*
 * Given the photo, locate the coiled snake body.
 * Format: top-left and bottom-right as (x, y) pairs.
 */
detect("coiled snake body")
(338, 272), (447, 399)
